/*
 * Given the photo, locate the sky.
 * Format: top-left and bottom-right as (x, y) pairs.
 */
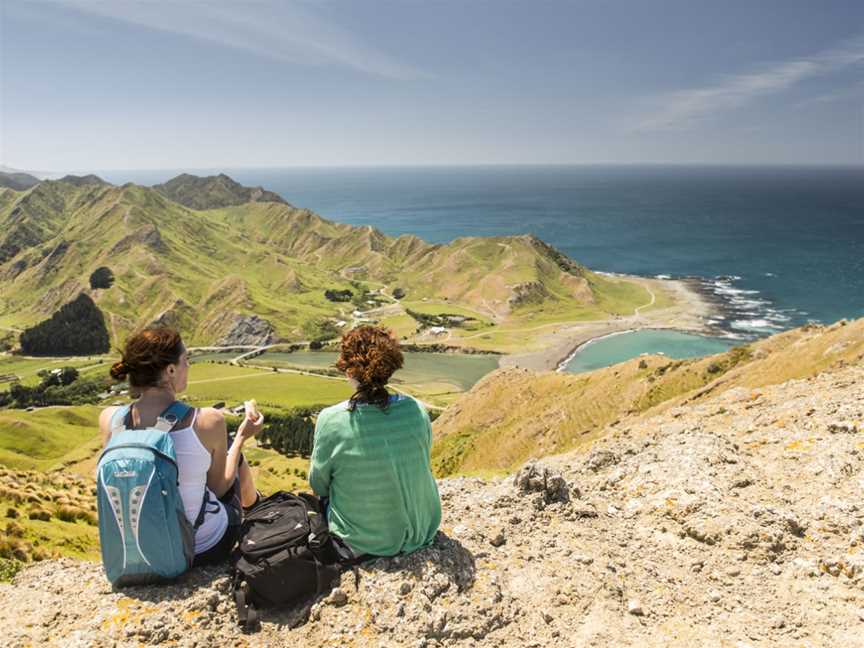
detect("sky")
(1, 0), (862, 171)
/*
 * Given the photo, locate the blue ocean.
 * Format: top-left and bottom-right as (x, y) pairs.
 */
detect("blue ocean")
(104, 165), (864, 369)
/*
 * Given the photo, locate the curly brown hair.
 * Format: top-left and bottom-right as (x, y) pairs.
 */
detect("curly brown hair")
(335, 325), (404, 410)
(110, 327), (184, 395)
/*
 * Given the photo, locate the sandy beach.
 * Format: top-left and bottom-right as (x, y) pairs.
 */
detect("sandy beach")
(498, 274), (721, 372)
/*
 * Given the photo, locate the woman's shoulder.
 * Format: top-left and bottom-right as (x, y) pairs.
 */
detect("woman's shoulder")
(192, 406), (224, 432)
(392, 394), (426, 414)
(318, 400), (352, 420)
(98, 405), (123, 431)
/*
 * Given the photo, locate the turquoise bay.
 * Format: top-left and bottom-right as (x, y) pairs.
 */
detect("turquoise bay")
(562, 329), (737, 374)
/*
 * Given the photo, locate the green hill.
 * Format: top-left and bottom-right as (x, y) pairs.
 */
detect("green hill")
(0, 174), (660, 348)
(153, 173), (287, 210)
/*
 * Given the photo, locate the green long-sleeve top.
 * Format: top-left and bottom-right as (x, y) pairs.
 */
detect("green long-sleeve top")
(308, 394), (441, 557)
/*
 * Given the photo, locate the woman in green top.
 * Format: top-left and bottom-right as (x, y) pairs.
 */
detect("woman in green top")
(309, 325), (441, 557)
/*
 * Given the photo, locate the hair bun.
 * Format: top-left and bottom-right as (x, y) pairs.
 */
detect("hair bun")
(110, 360), (129, 381)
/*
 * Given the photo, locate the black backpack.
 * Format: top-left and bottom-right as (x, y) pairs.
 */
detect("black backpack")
(231, 491), (356, 629)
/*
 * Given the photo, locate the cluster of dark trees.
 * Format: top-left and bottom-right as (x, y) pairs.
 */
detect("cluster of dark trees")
(302, 317), (342, 345)
(19, 293), (110, 356)
(258, 406), (329, 457)
(392, 287), (406, 299)
(324, 288), (353, 302)
(0, 367), (108, 409)
(405, 308), (476, 329)
(89, 266), (115, 289)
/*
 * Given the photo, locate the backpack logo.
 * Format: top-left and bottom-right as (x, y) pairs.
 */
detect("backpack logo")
(113, 470), (138, 478)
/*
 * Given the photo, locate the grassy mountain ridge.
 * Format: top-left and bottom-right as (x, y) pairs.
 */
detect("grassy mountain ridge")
(0, 174), (658, 347)
(153, 173), (288, 210)
(432, 317), (864, 476)
(0, 171), (40, 192)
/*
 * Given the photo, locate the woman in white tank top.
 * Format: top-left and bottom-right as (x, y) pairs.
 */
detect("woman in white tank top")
(99, 327), (263, 564)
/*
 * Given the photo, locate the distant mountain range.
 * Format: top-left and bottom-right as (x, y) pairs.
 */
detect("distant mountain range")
(0, 173), (647, 347)
(0, 171), (40, 191)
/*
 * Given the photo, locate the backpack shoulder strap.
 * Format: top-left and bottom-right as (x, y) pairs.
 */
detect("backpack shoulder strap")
(109, 405), (132, 437)
(154, 401), (193, 433)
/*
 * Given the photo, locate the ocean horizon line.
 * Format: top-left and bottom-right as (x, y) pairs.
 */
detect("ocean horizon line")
(80, 161), (864, 175)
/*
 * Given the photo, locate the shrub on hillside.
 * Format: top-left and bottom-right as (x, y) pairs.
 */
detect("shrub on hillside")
(728, 345), (753, 366)
(19, 293), (110, 356)
(80, 509), (98, 526)
(5, 508), (19, 519)
(0, 536), (31, 562)
(0, 486), (24, 504)
(55, 506), (79, 522)
(89, 266), (115, 289)
(56, 505), (95, 525)
(27, 508), (51, 522)
(5, 521), (24, 538)
(324, 288), (353, 302)
(302, 317), (342, 344)
(0, 557), (22, 582)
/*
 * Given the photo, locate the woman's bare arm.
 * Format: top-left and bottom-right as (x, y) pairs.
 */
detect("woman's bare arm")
(196, 407), (264, 498)
(196, 408), (233, 498)
(98, 406), (121, 448)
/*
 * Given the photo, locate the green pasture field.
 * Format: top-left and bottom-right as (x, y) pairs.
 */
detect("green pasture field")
(0, 405), (103, 472)
(377, 313), (419, 338)
(181, 363), (352, 414)
(0, 355), (109, 387)
(189, 352), (238, 363)
(242, 445), (312, 495)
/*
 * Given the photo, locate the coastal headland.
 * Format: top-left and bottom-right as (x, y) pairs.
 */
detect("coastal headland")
(496, 274), (720, 372)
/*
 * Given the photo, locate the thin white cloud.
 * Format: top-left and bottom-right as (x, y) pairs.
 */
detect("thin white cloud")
(792, 79), (864, 110)
(637, 36), (864, 132)
(45, 0), (426, 80)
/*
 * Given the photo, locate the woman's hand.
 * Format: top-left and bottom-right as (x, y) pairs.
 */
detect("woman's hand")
(237, 410), (265, 441)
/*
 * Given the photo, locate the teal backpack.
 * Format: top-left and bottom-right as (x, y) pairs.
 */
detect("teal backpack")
(97, 401), (208, 586)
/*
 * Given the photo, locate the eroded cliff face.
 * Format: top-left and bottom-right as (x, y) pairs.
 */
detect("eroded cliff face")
(2, 360), (864, 647)
(217, 315), (277, 347)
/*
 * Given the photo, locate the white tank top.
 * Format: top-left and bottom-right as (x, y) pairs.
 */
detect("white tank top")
(169, 410), (228, 554)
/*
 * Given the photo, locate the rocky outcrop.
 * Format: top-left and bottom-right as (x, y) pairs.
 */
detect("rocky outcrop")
(150, 300), (195, 331)
(218, 315), (276, 346)
(3, 361), (864, 645)
(109, 224), (167, 255)
(507, 281), (550, 308)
